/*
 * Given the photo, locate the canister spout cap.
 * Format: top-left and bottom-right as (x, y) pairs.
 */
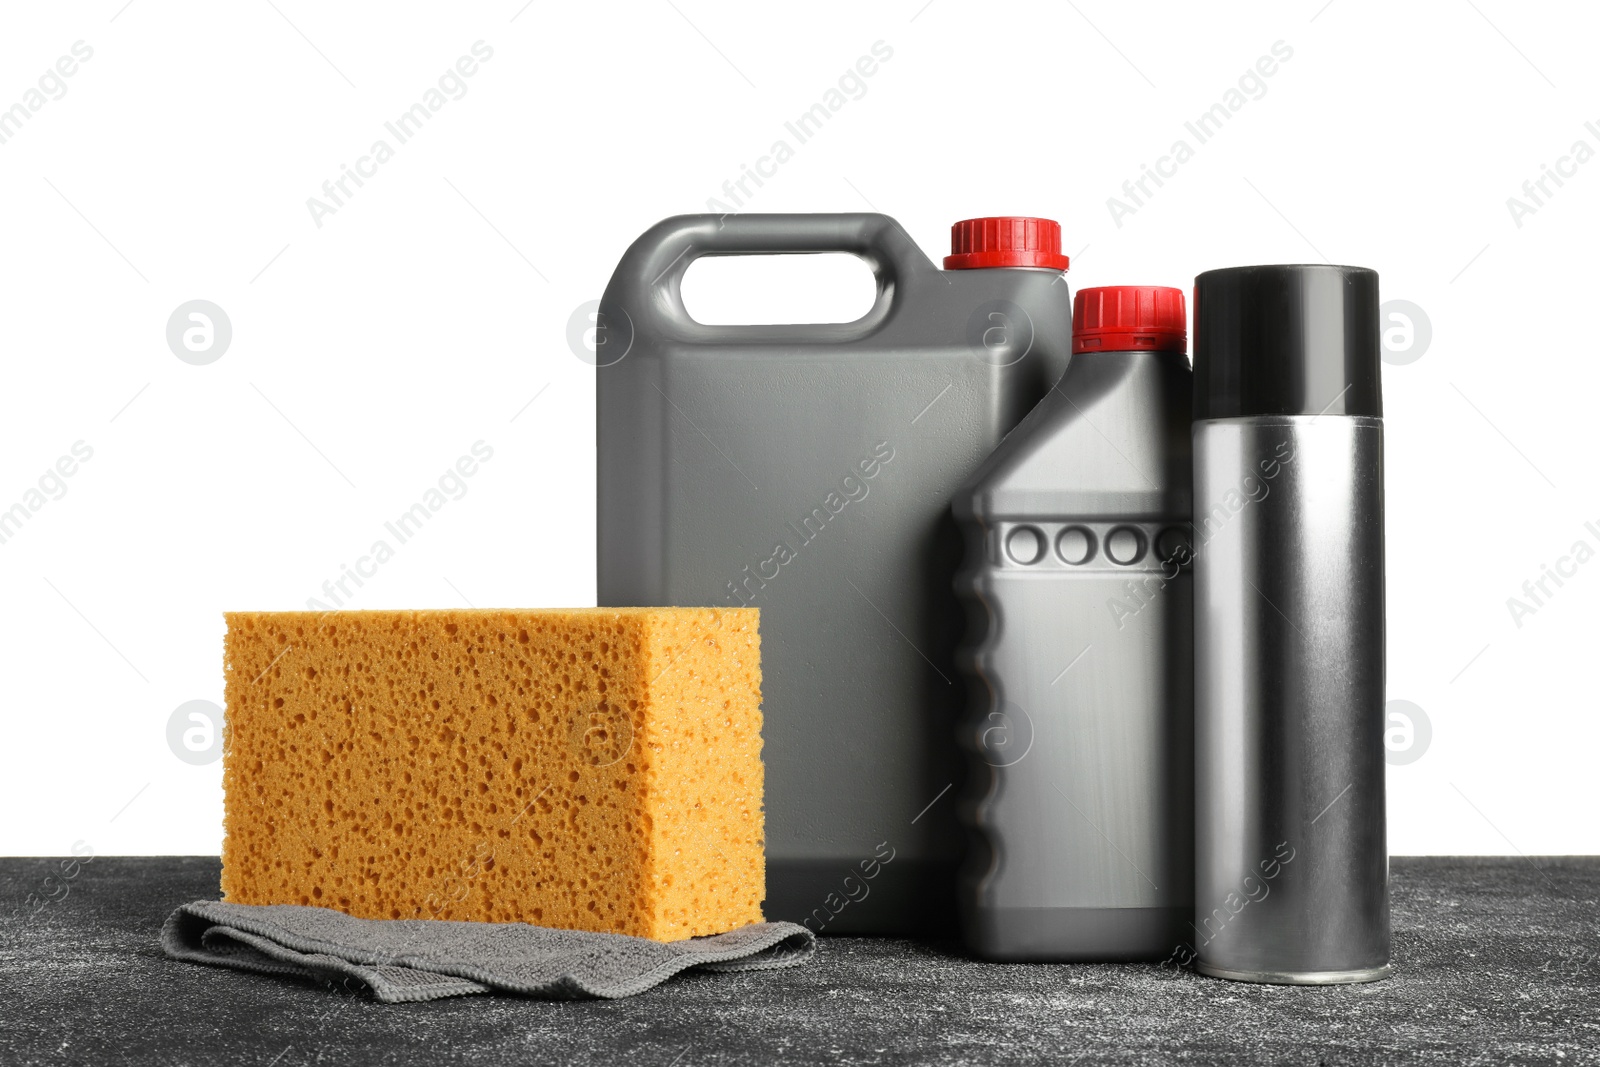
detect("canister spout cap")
(945, 217), (1070, 271)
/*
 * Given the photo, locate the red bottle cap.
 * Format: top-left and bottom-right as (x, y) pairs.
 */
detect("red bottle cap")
(944, 217), (1070, 271)
(1073, 286), (1187, 355)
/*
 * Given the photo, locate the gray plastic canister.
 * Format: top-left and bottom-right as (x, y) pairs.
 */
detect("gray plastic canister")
(953, 285), (1194, 960)
(596, 213), (1071, 934)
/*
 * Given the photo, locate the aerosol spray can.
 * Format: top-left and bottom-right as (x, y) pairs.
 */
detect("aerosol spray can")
(1191, 264), (1391, 984)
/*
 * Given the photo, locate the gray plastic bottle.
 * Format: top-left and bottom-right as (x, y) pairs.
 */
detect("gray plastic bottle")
(1191, 264), (1390, 984)
(596, 214), (1072, 934)
(953, 285), (1194, 960)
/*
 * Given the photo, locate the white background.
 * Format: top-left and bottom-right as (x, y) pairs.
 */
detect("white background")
(1, 0), (1595, 857)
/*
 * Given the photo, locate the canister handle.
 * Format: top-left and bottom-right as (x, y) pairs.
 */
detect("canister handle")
(602, 213), (935, 343)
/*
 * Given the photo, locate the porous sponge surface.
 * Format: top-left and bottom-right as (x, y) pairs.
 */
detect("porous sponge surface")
(220, 608), (763, 941)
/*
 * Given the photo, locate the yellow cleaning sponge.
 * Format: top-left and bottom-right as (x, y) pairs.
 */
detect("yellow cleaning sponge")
(220, 607), (763, 941)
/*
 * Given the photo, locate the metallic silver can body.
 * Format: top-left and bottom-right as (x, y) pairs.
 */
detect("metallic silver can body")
(1192, 415), (1391, 984)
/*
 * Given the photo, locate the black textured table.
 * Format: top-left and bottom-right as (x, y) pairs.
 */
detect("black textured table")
(1, 857), (1595, 1065)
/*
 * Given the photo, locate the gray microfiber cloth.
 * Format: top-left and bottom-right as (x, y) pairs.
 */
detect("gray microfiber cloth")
(161, 900), (815, 1002)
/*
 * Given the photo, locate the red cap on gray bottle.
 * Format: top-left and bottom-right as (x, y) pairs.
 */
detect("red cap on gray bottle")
(1073, 286), (1187, 355)
(945, 217), (1070, 271)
